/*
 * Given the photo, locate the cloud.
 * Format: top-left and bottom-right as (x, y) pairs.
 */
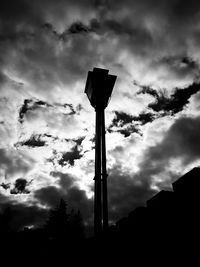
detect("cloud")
(0, 0), (95, 35)
(34, 168), (156, 225)
(108, 111), (140, 137)
(19, 135), (46, 148)
(17, 97), (87, 140)
(108, 111), (155, 137)
(148, 115), (200, 163)
(10, 178), (30, 194)
(19, 99), (53, 123)
(0, 182), (10, 190)
(110, 111), (135, 127)
(138, 83), (200, 115)
(34, 171), (93, 222)
(135, 115), (200, 190)
(0, 72), (8, 87)
(34, 186), (64, 207)
(0, 193), (48, 230)
(68, 21), (90, 34)
(0, 148), (35, 176)
(2, 0), (200, 111)
(91, 0), (200, 88)
(108, 167), (156, 222)
(58, 144), (83, 167)
(19, 99), (77, 125)
(1, 0), (200, 232)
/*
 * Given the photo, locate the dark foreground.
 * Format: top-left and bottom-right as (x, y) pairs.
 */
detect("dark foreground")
(1, 167), (200, 265)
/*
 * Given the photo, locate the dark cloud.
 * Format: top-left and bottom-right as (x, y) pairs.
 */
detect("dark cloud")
(0, 0), (94, 35)
(34, 186), (64, 207)
(19, 99), (52, 123)
(42, 23), (62, 39)
(18, 101), (82, 150)
(18, 99), (77, 125)
(148, 115), (200, 164)
(108, 111), (155, 137)
(115, 125), (140, 138)
(58, 142), (83, 166)
(19, 135), (46, 148)
(0, 182), (10, 190)
(34, 185), (93, 224)
(133, 112), (155, 125)
(43, 133), (59, 140)
(111, 111), (134, 127)
(108, 111), (139, 137)
(160, 56), (199, 76)
(136, 84), (159, 98)
(150, 55), (200, 83)
(0, 193), (48, 230)
(10, 204), (48, 230)
(108, 168), (156, 222)
(51, 171), (74, 189)
(10, 178), (30, 194)
(19, 99), (32, 123)
(72, 136), (85, 146)
(181, 57), (198, 68)
(135, 115), (200, 188)
(0, 171), (89, 232)
(63, 103), (76, 115)
(68, 22), (90, 34)
(0, 0), (42, 37)
(111, 111), (155, 127)
(34, 172), (93, 222)
(138, 83), (200, 115)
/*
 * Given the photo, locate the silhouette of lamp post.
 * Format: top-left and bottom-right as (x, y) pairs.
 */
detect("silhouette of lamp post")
(85, 67), (117, 236)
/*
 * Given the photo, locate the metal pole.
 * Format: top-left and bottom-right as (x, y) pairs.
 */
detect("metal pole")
(94, 108), (102, 236)
(101, 109), (108, 231)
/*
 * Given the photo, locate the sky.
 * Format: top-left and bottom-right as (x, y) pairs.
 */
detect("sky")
(1, 0), (200, 232)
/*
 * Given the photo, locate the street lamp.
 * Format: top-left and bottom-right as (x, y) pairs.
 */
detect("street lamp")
(85, 67), (117, 236)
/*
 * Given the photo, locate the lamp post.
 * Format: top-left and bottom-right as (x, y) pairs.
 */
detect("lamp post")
(85, 68), (117, 236)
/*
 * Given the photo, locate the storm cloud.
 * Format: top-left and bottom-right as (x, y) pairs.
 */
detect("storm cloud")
(34, 172), (93, 222)
(0, 193), (48, 230)
(108, 168), (156, 222)
(145, 115), (200, 164)
(135, 115), (200, 190)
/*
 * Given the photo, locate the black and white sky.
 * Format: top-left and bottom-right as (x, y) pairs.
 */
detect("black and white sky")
(1, 0), (200, 230)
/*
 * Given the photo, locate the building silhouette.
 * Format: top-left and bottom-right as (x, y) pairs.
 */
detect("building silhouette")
(103, 167), (200, 262)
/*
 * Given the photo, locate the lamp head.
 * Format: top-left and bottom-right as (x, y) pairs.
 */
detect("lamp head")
(85, 67), (117, 109)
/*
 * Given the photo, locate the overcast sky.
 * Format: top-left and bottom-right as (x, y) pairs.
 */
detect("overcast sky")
(1, 0), (200, 231)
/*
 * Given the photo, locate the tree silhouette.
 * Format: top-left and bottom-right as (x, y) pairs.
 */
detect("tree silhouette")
(45, 199), (69, 241)
(45, 199), (85, 242)
(68, 209), (85, 240)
